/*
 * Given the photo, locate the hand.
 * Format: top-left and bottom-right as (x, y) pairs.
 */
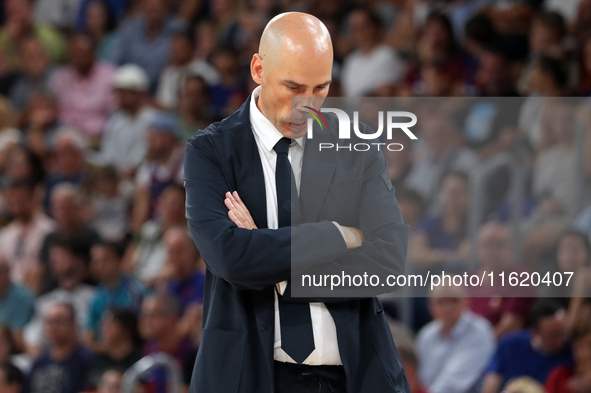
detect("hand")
(225, 191), (258, 230)
(341, 226), (364, 249)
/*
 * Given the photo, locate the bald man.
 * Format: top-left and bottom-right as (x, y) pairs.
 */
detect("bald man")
(184, 12), (410, 393)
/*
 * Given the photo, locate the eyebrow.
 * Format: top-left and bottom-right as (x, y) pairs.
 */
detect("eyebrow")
(283, 79), (332, 88)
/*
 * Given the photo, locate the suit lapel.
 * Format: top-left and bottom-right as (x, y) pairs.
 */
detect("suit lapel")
(231, 95), (269, 229)
(300, 129), (336, 223)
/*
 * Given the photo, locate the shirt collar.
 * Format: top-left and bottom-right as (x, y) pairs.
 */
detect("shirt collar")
(249, 86), (304, 151)
(437, 311), (471, 340)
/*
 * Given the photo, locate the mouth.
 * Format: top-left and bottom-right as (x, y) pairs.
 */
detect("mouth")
(289, 122), (307, 132)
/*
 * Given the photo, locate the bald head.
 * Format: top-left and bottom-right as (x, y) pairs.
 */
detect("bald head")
(259, 12), (332, 69)
(251, 12), (333, 138)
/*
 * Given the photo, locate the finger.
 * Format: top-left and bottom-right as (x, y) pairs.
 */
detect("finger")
(224, 197), (235, 212)
(233, 191), (243, 204)
(229, 192), (251, 218)
(228, 210), (244, 228)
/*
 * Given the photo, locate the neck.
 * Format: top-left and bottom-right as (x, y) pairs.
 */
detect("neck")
(51, 341), (77, 361)
(360, 41), (378, 55)
(58, 276), (81, 291)
(442, 213), (464, 233)
(104, 275), (121, 290)
(76, 64), (94, 78)
(147, 21), (163, 38)
(155, 330), (181, 354)
(17, 211), (35, 226)
(107, 339), (134, 360)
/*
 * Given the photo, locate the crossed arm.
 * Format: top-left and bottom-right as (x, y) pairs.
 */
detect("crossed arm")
(224, 191), (365, 249)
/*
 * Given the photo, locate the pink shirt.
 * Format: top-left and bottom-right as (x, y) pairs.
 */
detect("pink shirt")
(0, 212), (54, 284)
(50, 62), (117, 137)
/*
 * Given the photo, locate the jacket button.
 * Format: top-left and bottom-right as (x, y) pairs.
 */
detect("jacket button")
(261, 324), (269, 330)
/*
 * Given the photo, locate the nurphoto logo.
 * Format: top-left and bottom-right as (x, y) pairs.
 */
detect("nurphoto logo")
(305, 107), (418, 151)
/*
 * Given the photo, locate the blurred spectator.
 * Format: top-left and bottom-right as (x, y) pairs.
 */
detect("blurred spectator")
(382, 133), (414, 192)
(0, 178), (53, 290)
(0, 0), (65, 68)
(20, 92), (61, 162)
(190, 21), (221, 85)
(85, 240), (147, 351)
(24, 236), (96, 357)
(33, 0), (82, 30)
(395, 188), (424, 230)
(26, 302), (94, 393)
(462, 99), (519, 220)
(523, 100), (580, 267)
(8, 37), (53, 111)
(480, 299), (572, 393)
(125, 183), (186, 285)
(531, 100), (579, 219)
(209, 46), (247, 118)
(0, 361), (24, 393)
(39, 183), (98, 293)
(469, 223), (534, 339)
(87, 64), (153, 174)
(76, 0), (127, 33)
(530, 11), (567, 60)
(177, 74), (215, 140)
(96, 369), (122, 393)
(1, 145), (45, 186)
(527, 56), (569, 97)
(462, 13), (497, 65)
(108, 0), (187, 92)
(474, 45), (519, 97)
(49, 32), (116, 141)
(573, 0), (591, 44)
(0, 97), (17, 135)
(43, 129), (88, 211)
(160, 226), (204, 342)
(155, 31), (196, 109)
(79, 0), (119, 60)
(87, 166), (131, 242)
(545, 320), (591, 393)
(340, 7), (404, 97)
(138, 294), (195, 393)
(409, 172), (470, 269)
(579, 35), (591, 96)
(545, 229), (590, 299)
(130, 111), (183, 234)
(0, 256), (35, 333)
(396, 344), (427, 393)
(417, 284), (494, 393)
(85, 308), (142, 390)
(399, 11), (467, 97)
(404, 114), (476, 210)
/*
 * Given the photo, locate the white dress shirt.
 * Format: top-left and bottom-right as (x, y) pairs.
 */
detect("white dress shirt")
(249, 86), (343, 365)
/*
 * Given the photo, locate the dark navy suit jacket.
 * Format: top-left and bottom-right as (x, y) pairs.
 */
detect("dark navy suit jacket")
(184, 94), (411, 393)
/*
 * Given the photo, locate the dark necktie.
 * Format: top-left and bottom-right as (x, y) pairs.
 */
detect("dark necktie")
(273, 137), (315, 364)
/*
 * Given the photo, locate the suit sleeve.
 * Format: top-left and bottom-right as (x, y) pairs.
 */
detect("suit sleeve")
(290, 132), (410, 300)
(184, 133), (349, 291)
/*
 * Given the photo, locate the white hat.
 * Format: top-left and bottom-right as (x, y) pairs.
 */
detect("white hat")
(112, 64), (149, 92)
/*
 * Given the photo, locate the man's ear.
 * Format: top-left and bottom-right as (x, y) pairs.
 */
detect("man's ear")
(251, 53), (263, 85)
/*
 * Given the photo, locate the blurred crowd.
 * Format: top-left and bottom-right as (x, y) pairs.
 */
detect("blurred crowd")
(1, 0), (591, 393)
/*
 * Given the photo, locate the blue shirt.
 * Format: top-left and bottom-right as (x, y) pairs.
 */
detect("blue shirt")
(25, 345), (94, 393)
(107, 16), (187, 91)
(86, 275), (147, 335)
(166, 270), (205, 311)
(0, 283), (35, 329)
(416, 311), (495, 393)
(417, 215), (463, 250)
(487, 330), (572, 385)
